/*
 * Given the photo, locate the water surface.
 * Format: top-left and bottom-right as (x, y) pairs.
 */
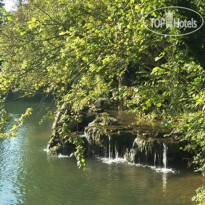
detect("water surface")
(0, 101), (202, 205)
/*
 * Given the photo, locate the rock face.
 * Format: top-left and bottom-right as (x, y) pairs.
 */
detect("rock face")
(48, 134), (76, 155)
(48, 103), (96, 155)
(84, 112), (136, 157)
(48, 107), (191, 168)
(83, 111), (190, 168)
(94, 98), (111, 109)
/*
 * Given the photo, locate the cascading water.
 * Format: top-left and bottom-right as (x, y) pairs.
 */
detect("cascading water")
(163, 143), (168, 169)
(108, 136), (111, 159)
(145, 148), (148, 164)
(154, 152), (156, 167)
(101, 138), (169, 169)
(115, 144), (119, 159)
(87, 130), (174, 172)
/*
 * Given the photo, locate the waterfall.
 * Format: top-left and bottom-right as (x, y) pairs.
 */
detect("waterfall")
(108, 136), (111, 159)
(129, 140), (136, 163)
(145, 148), (148, 164)
(93, 135), (176, 173)
(154, 152), (156, 167)
(115, 144), (119, 159)
(163, 143), (168, 169)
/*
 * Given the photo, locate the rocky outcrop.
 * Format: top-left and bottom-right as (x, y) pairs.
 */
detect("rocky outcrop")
(48, 106), (191, 169)
(48, 103), (96, 155)
(83, 111), (190, 168)
(84, 112), (136, 157)
(47, 98), (112, 155)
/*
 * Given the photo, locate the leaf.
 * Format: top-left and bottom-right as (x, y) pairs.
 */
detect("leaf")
(156, 102), (162, 107)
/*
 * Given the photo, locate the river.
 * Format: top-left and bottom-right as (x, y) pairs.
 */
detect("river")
(0, 100), (202, 205)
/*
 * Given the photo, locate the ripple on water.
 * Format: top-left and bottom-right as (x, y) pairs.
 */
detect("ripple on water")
(0, 101), (201, 205)
(96, 156), (177, 173)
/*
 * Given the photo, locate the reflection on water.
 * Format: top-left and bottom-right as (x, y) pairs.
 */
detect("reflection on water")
(0, 101), (202, 205)
(162, 172), (167, 192)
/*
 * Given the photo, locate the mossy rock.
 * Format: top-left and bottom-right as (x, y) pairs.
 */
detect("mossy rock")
(48, 136), (61, 148)
(50, 143), (62, 154)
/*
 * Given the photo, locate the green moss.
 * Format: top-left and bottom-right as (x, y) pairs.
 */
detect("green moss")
(50, 143), (62, 154)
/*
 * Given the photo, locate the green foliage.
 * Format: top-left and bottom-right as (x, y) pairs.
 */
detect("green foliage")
(0, 107), (32, 139)
(192, 186), (205, 205)
(70, 135), (86, 171)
